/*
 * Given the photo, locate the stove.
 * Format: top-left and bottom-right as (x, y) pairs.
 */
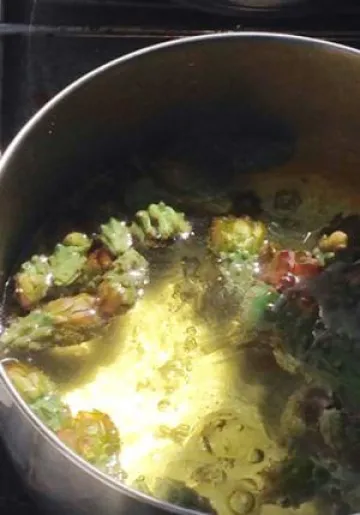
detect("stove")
(4, 0), (360, 148)
(1, 0), (360, 512)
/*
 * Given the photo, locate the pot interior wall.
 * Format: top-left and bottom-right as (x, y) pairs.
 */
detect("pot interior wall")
(1, 34), (360, 285)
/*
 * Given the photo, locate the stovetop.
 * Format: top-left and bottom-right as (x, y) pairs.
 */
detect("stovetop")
(4, 0), (360, 148)
(2, 0), (360, 512)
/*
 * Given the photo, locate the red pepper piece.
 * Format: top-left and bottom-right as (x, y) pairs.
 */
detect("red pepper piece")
(259, 250), (295, 287)
(259, 249), (322, 289)
(292, 251), (322, 279)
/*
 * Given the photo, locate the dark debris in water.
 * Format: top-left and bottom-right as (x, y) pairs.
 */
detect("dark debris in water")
(274, 189), (302, 212)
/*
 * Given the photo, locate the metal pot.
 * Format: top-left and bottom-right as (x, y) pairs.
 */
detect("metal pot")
(0, 32), (360, 515)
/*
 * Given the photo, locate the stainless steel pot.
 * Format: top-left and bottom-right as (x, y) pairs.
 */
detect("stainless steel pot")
(0, 32), (360, 515)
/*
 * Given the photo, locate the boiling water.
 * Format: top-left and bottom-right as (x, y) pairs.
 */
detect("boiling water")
(57, 242), (294, 515)
(12, 164), (360, 515)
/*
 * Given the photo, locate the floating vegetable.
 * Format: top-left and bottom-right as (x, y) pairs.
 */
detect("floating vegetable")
(1, 310), (57, 352)
(2, 248), (149, 352)
(86, 248), (113, 275)
(130, 202), (192, 245)
(4, 361), (72, 431)
(318, 231), (348, 254)
(62, 232), (91, 250)
(99, 218), (132, 257)
(4, 361), (55, 402)
(259, 249), (321, 290)
(0, 293), (103, 352)
(312, 230), (349, 266)
(49, 232), (91, 287)
(97, 248), (149, 316)
(57, 409), (121, 469)
(209, 216), (266, 259)
(15, 232), (92, 310)
(242, 283), (279, 329)
(319, 214), (360, 250)
(44, 293), (104, 344)
(15, 255), (52, 310)
(31, 393), (72, 432)
(5, 361), (120, 471)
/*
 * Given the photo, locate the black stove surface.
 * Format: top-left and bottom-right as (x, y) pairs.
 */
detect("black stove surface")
(4, 0), (360, 146)
(2, 1), (360, 513)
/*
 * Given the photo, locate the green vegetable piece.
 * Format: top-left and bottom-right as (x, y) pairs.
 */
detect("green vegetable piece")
(111, 248), (149, 280)
(132, 211), (157, 241)
(50, 232), (91, 287)
(148, 203), (180, 240)
(50, 245), (87, 287)
(153, 478), (216, 513)
(15, 255), (52, 310)
(31, 393), (72, 432)
(44, 293), (104, 347)
(57, 409), (121, 468)
(4, 361), (55, 402)
(98, 249), (149, 316)
(131, 202), (192, 245)
(13, 233), (91, 308)
(0, 293), (103, 352)
(99, 218), (132, 257)
(4, 361), (72, 432)
(209, 216), (266, 258)
(244, 283), (280, 328)
(0, 310), (55, 352)
(63, 232), (91, 250)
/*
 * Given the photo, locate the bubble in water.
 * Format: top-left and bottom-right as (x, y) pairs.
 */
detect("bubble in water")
(192, 463), (227, 485)
(164, 384), (176, 395)
(228, 489), (255, 515)
(179, 289), (196, 303)
(247, 448), (264, 464)
(184, 337), (197, 353)
(172, 424), (191, 443)
(182, 256), (201, 279)
(136, 379), (151, 391)
(157, 399), (171, 412)
(186, 326), (197, 337)
(184, 359), (193, 372)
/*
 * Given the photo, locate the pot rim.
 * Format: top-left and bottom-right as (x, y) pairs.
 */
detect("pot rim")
(0, 31), (359, 514)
